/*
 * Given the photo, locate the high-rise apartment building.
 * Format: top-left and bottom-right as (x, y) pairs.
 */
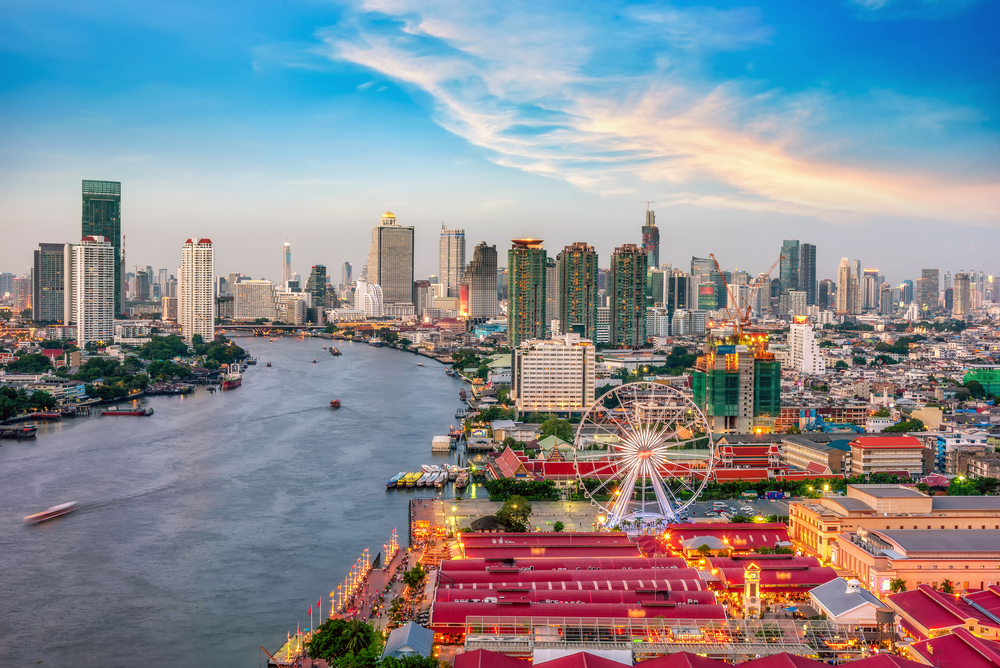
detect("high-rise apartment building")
(545, 257), (560, 333)
(368, 212), (414, 307)
(780, 240), (799, 294)
(354, 281), (384, 318)
(862, 269), (880, 310)
(33, 243), (67, 323)
(693, 335), (780, 434)
(920, 269), (940, 310)
(342, 262), (352, 289)
(496, 267), (508, 301)
(836, 258), (851, 315)
(798, 243), (816, 305)
(507, 239), (547, 347)
(512, 333), (596, 414)
(789, 317), (826, 375)
(82, 180), (123, 315)
(235, 280), (277, 320)
(667, 272), (689, 318)
(852, 260), (861, 285)
(609, 244), (647, 348)
(306, 265), (327, 307)
(954, 272), (971, 317)
(818, 279), (833, 310)
(557, 242), (599, 339)
(179, 238), (215, 344)
(282, 243), (292, 287)
(439, 227), (466, 299)
(68, 236), (115, 347)
(641, 208), (659, 268)
(900, 280), (913, 305)
(879, 283), (894, 316)
(463, 242), (498, 320)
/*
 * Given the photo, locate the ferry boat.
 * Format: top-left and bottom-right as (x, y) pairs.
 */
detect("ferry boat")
(421, 464), (441, 473)
(266, 362), (271, 367)
(455, 472), (469, 489)
(101, 407), (153, 416)
(446, 369), (456, 377)
(433, 472), (446, 488)
(330, 347), (341, 356)
(24, 501), (79, 525)
(385, 472), (406, 488)
(330, 399), (341, 409)
(403, 472), (421, 488)
(368, 338), (383, 347)
(459, 389), (467, 402)
(416, 472), (431, 488)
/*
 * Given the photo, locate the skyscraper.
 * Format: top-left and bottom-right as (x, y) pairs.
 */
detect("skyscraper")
(818, 279), (833, 310)
(557, 242), (599, 339)
(641, 208), (659, 268)
(545, 257), (560, 333)
(667, 272), (689, 318)
(862, 269), (880, 310)
(463, 242), (498, 320)
(82, 180), (123, 315)
(920, 269), (940, 310)
(609, 244), (647, 348)
(780, 240), (799, 294)
(180, 238), (215, 344)
(954, 272), (971, 316)
(879, 283), (894, 316)
(798, 243), (816, 305)
(439, 227), (466, 298)
(282, 243), (292, 287)
(836, 258), (851, 315)
(306, 265), (328, 307)
(368, 211), (415, 308)
(68, 236), (115, 347)
(33, 243), (67, 323)
(901, 280), (913, 305)
(342, 262), (353, 289)
(507, 239), (547, 347)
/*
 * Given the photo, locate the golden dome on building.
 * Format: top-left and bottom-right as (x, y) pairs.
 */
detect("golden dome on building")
(382, 211), (395, 218)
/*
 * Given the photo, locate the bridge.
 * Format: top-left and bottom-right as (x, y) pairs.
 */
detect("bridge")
(216, 324), (328, 336)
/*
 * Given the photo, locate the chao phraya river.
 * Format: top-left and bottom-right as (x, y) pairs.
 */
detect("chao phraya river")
(0, 337), (467, 667)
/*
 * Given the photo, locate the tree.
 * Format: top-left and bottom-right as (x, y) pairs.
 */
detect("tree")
(5, 353), (53, 373)
(915, 482), (930, 493)
(835, 360), (849, 370)
(731, 514), (752, 523)
(495, 495), (532, 532)
(402, 563), (426, 590)
(381, 655), (440, 668)
(696, 543), (712, 557)
(306, 618), (379, 662)
(888, 578), (907, 593)
(553, 521), (565, 533)
(939, 579), (955, 594)
(965, 380), (986, 399)
(540, 417), (574, 442)
(872, 407), (891, 417)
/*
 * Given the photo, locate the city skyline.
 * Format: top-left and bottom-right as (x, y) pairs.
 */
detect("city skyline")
(1, 1), (998, 282)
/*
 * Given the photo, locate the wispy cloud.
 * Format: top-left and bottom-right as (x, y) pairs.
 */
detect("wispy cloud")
(317, 0), (998, 225)
(848, 0), (982, 19)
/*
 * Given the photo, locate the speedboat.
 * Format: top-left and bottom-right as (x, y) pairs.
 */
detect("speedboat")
(24, 501), (79, 525)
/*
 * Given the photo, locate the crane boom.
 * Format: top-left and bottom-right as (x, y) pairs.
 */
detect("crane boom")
(705, 253), (783, 335)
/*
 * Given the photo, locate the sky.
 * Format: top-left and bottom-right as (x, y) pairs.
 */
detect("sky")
(1, 0), (998, 287)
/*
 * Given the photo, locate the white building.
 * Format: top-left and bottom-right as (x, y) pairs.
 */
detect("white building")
(235, 280), (277, 320)
(276, 291), (309, 325)
(438, 227), (465, 298)
(179, 238), (215, 344)
(512, 333), (596, 414)
(788, 317), (826, 375)
(354, 281), (384, 318)
(67, 236), (115, 347)
(646, 307), (671, 337)
(671, 309), (707, 335)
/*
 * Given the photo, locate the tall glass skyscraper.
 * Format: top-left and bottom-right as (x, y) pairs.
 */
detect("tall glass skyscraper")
(82, 180), (123, 314)
(367, 212), (415, 307)
(507, 239), (547, 347)
(463, 242), (498, 320)
(779, 239), (799, 294)
(641, 209), (659, 268)
(33, 243), (68, 323)
(439, 227), (466, 299)
(282, 243), (292, 287)
(798, 242), (816, 305)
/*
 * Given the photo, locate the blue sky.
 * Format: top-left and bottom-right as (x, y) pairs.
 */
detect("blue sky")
(1, 0), (997, 285)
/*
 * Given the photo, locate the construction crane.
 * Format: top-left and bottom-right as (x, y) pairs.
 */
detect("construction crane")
(708, 253), (783, 336)
(638, 201), (654, 211)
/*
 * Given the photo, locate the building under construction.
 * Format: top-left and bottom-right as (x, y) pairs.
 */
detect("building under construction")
(692, 330), (781, 434)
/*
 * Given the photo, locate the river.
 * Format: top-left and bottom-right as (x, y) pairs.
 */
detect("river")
(0, 337), (469, 667)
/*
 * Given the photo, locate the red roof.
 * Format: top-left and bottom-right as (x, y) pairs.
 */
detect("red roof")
(435, 588), (716, 605)
(738, 654), (827, 668)
(636, 652), (727, 668)
(430, 601), (726, 629)
(888, 584), (1000, 635)
(850, 436), (922, 449)
(663, 523), (790, 551)
(198, 238), (212, 244)
(966, 585), (1000, 620)
(41, 349), (64, 359)
(441, 556), (686, 572)
(440, 567), (702, 587)
(455, 649), (526, 668)
(713, 566), (837, 590)
(852, 655), (928, 668)
(909, 628), (1000, 668)
(463, 532), (632, 547)
(535, 652), (627, 668)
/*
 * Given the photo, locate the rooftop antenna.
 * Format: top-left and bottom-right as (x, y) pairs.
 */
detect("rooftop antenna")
(638, 201), (654, 211)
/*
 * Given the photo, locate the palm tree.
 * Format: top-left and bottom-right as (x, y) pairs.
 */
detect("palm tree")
(888, 578), (907, 593)
(940, 579), (955, 594)
(342, 619), (374, 654)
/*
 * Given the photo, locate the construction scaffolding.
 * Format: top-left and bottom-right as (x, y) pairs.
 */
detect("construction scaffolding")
(463, 616), (869, 662)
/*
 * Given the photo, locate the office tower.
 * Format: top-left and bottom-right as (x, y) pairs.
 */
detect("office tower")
(135, 270), (150, 301)
(768, 278), (780, 314)
(798, 243), (816, 305)
(789, 318), (826, 375)
(818, 279), (833, 310)
(439, 227), (466, 298)
(158, 268), (168, 291)
(779, 240), (800, 294)
(496, 267), (508, 301)
(179, 238), (215, 344)
(609, 244), (647, 348)
(282, 243), (292, 287)
(68, 236), (115, 346)
(920, 269), (940, 309)
(507, 239), (547, 347)
(641, 208), (659, 268)
(879, 283), (893, 316)
(943, 271), (952, 291)
(463, 242), (498, 320)
(647, 268), (666, 307)
(557, 242), (599, 339)
(836, 258), (851, 315)
(788, 290), (807, 317)
(595, 306), (611, 343)
(901, 280), (913, 305)
(545, 257), (560, 333)
(414, 280), (434, 317)
(342, 262), (353, 289)
(698, 283), (718, 310)
(82, 180), (123, 315)
(944, 287), (954, 312)
(12, 275), (32, 314)
(954, 272), (971, 316)
(667, 272), (689, 318)
(33, 243), (67, 323)
(367, 211), (415, 307)
(305, 265), (328, 308)
(0, 272), (14, 296)
(862, 270), (879, 310)
(852, 260), (861, 285)
(598, 267), (609, 293)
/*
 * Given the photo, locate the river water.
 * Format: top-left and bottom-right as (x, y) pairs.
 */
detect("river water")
(0, 337), (468, 667)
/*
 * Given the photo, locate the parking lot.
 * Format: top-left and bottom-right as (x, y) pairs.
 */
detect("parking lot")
(685, 496), (791, 520)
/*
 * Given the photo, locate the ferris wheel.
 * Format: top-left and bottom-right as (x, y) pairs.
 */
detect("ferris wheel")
(572, 382), (715, 527)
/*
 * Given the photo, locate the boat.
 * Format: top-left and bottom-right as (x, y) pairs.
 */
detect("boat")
(330, 399), (341, 409)
(266, 362), (271, 367)
(323, 345), (327, 350)
(417, 362), (424, 367)
(368, 338), (383, 347)
(415, 473), (428, 488)
(455, 472), (469, 489)
(403, 472), (421, 488)
(459, 389), (467, 402)
(312, 359), (316, 364)
(385, 472), (406, 488)
(433, 472), (446, 488)
(24, 501), (79, 525)
(101, 407), (153, 416)
(330, 347), (341, 356)
(446, 369), (455, 377)
(222, 375), (242, 390)
(421, 464), (441, 473)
